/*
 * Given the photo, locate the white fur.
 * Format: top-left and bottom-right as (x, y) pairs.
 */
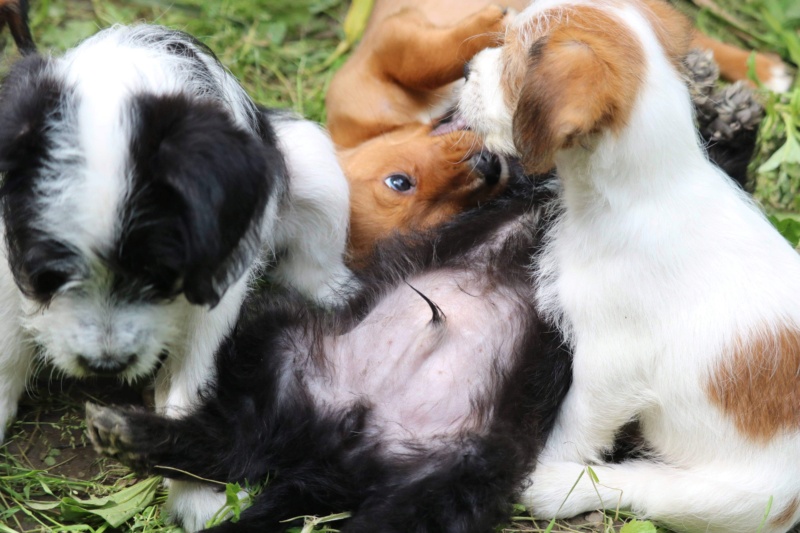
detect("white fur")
(459, 2), (800, 531)
(0, 24), (355, 532)
(765, 63), (794, 93)
(458, 48), (516, 156)
(268, 116), (354, 303)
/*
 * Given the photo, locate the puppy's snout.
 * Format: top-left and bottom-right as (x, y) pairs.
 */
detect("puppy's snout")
(463, 61), (471, 81)
(473, 152), (503, 185)
(77, 353), (138, 376)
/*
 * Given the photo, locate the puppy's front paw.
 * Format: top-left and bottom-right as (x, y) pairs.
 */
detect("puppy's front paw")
(478, 4), (509, 34)
(85, 402), (148, 469)
(500, 6), (519, 26)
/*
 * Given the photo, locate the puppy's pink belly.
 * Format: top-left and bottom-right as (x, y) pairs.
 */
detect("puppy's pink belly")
(308, 270), (523, 444)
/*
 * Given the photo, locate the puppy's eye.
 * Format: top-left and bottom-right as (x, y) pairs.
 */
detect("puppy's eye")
(31, 269), (70, 296)
(384, 174), (415, 193)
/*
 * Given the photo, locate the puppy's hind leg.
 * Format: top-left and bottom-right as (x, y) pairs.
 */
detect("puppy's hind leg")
(523, 459), (798, 533)
(341, 435), (527, 533)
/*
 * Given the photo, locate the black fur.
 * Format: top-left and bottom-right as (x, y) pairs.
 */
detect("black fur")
(87, 185), (572, 533)
(701, 129), (758, 191)
(0, 54), (86, 302)
(0, 41), (280, 307)
(121, 93), (280, 305)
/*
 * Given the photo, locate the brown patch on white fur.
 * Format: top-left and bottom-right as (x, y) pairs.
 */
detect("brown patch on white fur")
(771, 497), (800, 527)
(339, 124), (503, 267)
(509, 6), (645, 174)
(708, 328), (800, 442)
(500, 24), (529, 108)
(640, 0), (694, 69)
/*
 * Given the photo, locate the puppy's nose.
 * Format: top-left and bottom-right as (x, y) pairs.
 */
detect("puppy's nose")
(77, 353), (137, 376)
(474, 152), (503, 186)
(463, 61), (471, 81)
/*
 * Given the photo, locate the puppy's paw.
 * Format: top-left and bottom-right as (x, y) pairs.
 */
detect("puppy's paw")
(501, 6), (519, 26)
(85, 402), (147, 468)
(477, 4), (508, 33)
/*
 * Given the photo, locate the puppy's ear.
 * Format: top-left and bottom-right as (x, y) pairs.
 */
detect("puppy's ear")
(0, 55), (60, 187)
(126, 95), (279, 307)
(512, 12), (644, 174)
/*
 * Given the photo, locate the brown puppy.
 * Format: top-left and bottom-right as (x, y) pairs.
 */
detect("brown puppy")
(328, 0), (791, 265)
(340, 124), (506, 265)
(329, 1), (528, 265)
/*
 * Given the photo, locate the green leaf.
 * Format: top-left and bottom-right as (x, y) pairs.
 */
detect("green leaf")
(57, 477), (160, 527)
(758, 131), (800, 173)
(620, 519), (658, 533)
(265, 21), (288, 46)
(224, 482), (244, 522)
(25, 500), (62, 511)
(769, 214), (800, 246)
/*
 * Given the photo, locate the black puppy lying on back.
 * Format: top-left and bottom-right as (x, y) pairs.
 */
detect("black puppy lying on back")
(83, 53), (765, 531)
(86, 177), (572, 533)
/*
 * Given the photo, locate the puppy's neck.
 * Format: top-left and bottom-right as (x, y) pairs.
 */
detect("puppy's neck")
(555, 72), (712, 221)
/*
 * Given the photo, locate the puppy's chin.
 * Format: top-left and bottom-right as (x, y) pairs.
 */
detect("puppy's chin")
(21, 294), (180, 381)
(457, 48), (518, 157)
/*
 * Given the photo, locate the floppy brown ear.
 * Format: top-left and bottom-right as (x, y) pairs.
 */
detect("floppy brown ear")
(511, 9), (644, 174)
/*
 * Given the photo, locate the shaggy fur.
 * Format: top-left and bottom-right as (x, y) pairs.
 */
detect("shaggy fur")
(0, 24), (353, 530)
(87, 178), (572, 533)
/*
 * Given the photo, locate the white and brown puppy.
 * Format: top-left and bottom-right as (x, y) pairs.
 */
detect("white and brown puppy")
(0, 24), (353, 530)
(459, 1), (800, 532)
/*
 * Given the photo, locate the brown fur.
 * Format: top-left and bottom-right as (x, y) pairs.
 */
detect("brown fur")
(328, 1), (531, 266)
(692, 32), (789, 88)
(340, 125), (499, 266)
(511, 6), (646, 174)
(327, 0), (789, 264)
(772, 497), (800, 527)
(0, 0), (33, 55)
(708, 328), (800, 442)
(641, 0), (694, 68)
(327, 3), (522, 149)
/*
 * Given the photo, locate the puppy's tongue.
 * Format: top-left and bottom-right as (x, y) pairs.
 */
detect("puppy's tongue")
(430, 113), (470, 136)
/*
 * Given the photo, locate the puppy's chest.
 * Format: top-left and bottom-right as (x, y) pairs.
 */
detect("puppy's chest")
(304, 269), (527, 446)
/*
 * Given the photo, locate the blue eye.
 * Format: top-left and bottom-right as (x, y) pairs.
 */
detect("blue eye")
(384, 173), (414, 192)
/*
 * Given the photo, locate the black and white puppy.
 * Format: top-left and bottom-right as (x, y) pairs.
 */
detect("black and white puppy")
(0, 24), (353, 529)
(86, 180), (573, 533)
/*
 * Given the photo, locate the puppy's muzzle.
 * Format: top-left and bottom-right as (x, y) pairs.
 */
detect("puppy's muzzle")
(77, 353), (138, 376)
(472, 151), (504, 186)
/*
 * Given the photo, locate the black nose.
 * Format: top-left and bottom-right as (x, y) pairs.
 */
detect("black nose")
(77, 353), (138, 376)
(473, 152), (503, 185)
(463, 61), (471, 81)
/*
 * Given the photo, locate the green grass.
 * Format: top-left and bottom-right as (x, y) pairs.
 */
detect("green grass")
(1, 0), (352, 122)
(1, 0), (799, 531)
(673, 0), (800, 230)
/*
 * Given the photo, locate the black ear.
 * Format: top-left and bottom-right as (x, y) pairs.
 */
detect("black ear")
(0, 55), (60, 185)
(0, 55), (73, 297)
(123, 94), (280, 306)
